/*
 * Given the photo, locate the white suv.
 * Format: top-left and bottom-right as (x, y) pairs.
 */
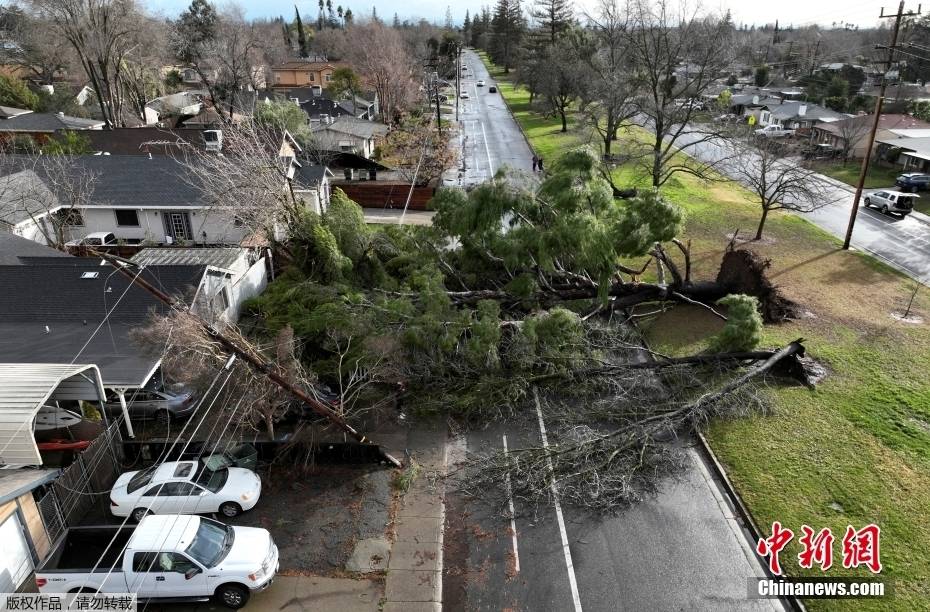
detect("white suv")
(864, 190), (916, 216)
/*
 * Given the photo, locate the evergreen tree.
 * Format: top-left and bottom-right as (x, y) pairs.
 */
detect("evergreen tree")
(295, 6), (309, 58)
(393, 12), (400, 27)
(344, 8), (353, 23)
(463, 10), (471, 35)
(445, 6), (453, 29)
(318, 0), (324, 30)
(490, 0), (525, 72)
(531, 0), (572, 44)
(281, 15), (292, 49)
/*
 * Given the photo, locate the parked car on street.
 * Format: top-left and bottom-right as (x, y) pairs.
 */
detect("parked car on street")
(488, 86), (497, 93)
(863, 190), (916, 216)
(895, 173), (930, 192)
(110, 459), (262, 521)
(35, 515), (278, 609)
(754, 125), (796, 138)
(477, 80), (486, 87)
(104, 386), (197, 423)
(460, 91), (470, 99)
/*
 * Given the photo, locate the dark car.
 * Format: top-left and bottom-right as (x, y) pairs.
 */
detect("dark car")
(104, 386), (197, 423)
(489, 86), (497, 93)
(895, 173), (930, 192)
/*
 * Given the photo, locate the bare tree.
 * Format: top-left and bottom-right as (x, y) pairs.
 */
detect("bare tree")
(734, 138), (836, 240)
(173, 119), (304, 242)
(834, 115), (873, 163)
(30, 0), (143, 128)
(0, 153), (97, 249)
(380, 116), (457, 184)
(625, 0), (735, 187)
(121, 15), (171, 122)
(344, 22), (417, 124)
(578, 0), (639, 158)
(0, 6), (75, 84)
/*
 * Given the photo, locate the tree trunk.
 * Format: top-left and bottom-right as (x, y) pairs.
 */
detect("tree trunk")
(755, 206), (770, 240)
(559, 107), (568, 133)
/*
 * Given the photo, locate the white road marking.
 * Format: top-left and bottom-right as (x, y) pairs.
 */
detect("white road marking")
(481, 121), (494, 174)
(501, 434), (521, 574)
(533, 388), (583, 612)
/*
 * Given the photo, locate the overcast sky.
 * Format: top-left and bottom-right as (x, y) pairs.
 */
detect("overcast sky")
(147, 0), (890, 29)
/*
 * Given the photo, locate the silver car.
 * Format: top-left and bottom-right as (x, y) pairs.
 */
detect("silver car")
(104, 387), (197, 423)
(863, 190), (916, 217)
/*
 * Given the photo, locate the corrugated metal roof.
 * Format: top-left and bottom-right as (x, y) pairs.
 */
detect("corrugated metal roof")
(131, 247), (242, 270)
(0, 363), (105, 466)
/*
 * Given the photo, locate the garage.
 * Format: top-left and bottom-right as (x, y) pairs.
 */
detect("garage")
(0, 513), (33, 592)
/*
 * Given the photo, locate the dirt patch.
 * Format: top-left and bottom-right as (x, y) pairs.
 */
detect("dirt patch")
(227, 464), (392, 574)
(716, 247), (800, 323)
(891, 312), (925, 325)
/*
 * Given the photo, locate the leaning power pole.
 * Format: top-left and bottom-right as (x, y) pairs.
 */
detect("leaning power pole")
(455, 43), (462, 122)
(94, 251), (403, 468)
(843, 1), (920, 250)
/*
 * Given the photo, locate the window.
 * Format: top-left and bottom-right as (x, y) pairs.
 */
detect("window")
(194, 465), (228, 493)
(127, 467), (157, 493)
(114, 209), (139, 227)
(132, 552), (160, 572)
(217, 287), (230, 311)
(308, 72), (315, 82)
(155, 552), (198, 574)
(173, 463), (195, 478)
(325, 73), (332, 83)
(186, 519), (233, 568)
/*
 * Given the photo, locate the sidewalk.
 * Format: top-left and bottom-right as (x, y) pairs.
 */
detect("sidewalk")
(382, 424), (448, 612)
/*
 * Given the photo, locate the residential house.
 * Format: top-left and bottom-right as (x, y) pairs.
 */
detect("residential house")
(272, 60), (343, 89)
(0, 106), (104, 134)
(310, 116), (389, 159)
(302, 92), (378, 122)
(130, 246), (268, 324)
(0, 155), (246, 246)
(83, 127), (210, 156)
(813, 114), (930, 159)
(293, 164), (335, 215)
(0, 234), (267, 434)
(757, 101), (845, 133)
(144, 91), (204, 127)
(727, 92), (783, 119)
(875, 136), (930, 172)
(0, 466), (61, 590)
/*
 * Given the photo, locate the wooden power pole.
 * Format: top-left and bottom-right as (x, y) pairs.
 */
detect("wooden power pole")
(843, 1), (920, 250)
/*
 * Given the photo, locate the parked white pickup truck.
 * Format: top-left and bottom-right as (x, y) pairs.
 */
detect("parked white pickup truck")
(754, 125), (796, 138)
(35, 515), (278, 609)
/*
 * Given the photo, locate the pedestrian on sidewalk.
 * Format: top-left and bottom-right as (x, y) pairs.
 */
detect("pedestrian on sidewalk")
(538, 156), (545, 173)
(532, 154), (538, 172)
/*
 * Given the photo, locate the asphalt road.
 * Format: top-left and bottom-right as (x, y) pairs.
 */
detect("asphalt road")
(445, 50), (790, 612)
(458, 50), (535, 187)
(676, 129), (930, 283)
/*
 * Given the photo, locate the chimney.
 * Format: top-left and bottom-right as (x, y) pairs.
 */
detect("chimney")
(57, 111), (65, 118)
(799, 105), (807, 117)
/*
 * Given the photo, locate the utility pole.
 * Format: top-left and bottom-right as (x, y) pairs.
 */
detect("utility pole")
(94, 251), (403, 468)
(843, 1), (920, 250)
(455, 43), (462, 122)
(434, 74), (443, 136)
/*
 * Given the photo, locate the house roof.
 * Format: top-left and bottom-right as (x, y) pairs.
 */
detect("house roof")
(131, 247), (243, 270)
(0, 468), (59, 503)
(0, 260), (206, 386)
(815, 114), (930, 137)
(312, 117), (389, 139)
(876, 136), (930, 160)
(293, 164), (335, 189)
(0, 106), (32, 119)
(84, 128), (208, 155)
(0, 155), (206, 226)
(0, 232), (71, 264)
(0, 363), (105, 466)
(763, 101), (844, 122)
(274, 60), (338, 71)
(0, 110), (104, 132)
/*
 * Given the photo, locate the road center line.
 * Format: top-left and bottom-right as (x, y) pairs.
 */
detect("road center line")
(501, 434), (521, 574)
(533, 388), (583, 612)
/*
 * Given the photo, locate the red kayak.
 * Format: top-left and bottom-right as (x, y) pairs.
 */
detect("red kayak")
(37, 439), (91, 452)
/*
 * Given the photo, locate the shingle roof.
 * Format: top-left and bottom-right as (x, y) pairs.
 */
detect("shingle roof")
(0, 156), (206, 226)
(764, 101), (844, 122)
(0, 232), (71, 265)
(84, 128), (208, 155)
(0, 261), (206, 386)
(293, 164), (332, 189)
(312, 117), (389, 139)
(0, 111), (104, 132)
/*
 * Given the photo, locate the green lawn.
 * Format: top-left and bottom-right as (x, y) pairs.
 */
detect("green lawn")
(815, 162), (901, 190)
(480, 52), (930, 611)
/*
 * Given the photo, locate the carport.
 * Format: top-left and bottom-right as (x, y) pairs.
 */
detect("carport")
(0, 364), (109, 466)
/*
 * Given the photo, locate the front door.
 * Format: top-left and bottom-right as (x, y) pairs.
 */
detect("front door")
(163, 212), (193, 242)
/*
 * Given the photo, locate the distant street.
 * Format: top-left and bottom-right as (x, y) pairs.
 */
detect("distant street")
(678, 130), (930, 283)
(445, 49), (787, 612)
(458, 50), (534, 186)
